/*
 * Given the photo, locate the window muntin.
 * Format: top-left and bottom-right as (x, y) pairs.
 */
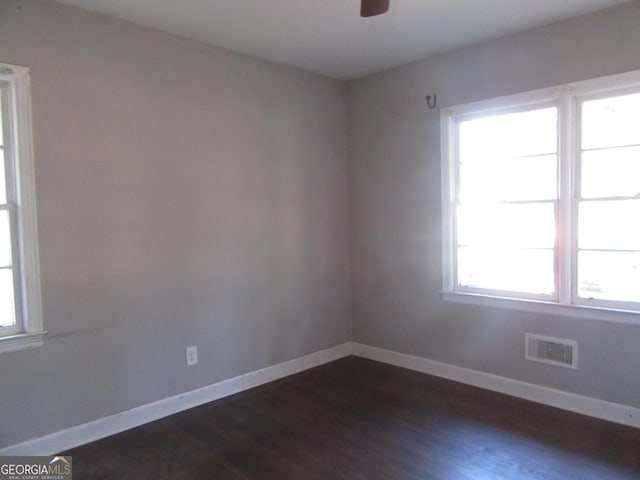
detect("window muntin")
(442, 70), (640, 321)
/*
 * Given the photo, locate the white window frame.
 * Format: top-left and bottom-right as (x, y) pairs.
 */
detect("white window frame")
(0, 63), (44, 353)
(441, 69), (640, 326)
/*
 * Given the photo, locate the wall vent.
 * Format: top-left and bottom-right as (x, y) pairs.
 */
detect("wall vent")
(525, 333), (578, 369)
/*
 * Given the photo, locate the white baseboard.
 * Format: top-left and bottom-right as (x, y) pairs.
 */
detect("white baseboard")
(4, 340), (637, 455)
(0, 343), (352, 455)
(352, 343), (640, 429)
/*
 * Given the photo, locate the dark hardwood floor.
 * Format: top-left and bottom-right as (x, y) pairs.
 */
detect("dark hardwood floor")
(65, 356), (640, 479)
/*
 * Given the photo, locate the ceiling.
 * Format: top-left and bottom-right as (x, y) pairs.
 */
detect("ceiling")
(53, 0), (630, 79)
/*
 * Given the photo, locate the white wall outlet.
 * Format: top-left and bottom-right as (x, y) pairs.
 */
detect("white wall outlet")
(186, 346), (198, 366)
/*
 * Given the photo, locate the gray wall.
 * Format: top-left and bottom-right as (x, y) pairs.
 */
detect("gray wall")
(0, 0), (351, 448)
(349, 2), (640, 409)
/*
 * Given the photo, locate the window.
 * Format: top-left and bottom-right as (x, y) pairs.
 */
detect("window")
(441, 70), (640, 323)
(0, 63), (43, 352)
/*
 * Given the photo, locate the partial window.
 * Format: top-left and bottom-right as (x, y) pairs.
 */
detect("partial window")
(576, 92), (640, 308)
(0, 63), (43, 352)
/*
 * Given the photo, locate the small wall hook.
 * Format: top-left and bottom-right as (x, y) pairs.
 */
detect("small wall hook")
(426, 94), (437, 109)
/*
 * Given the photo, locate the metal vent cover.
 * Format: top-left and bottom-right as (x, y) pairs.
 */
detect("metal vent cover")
(525, 333), (578, 369)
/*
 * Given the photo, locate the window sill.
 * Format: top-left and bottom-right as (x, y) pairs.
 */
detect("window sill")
(442, 291), (640, 326)
(0, 331), (46, 354)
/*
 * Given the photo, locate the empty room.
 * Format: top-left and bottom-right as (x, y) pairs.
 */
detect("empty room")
(1, 0), (639, 478)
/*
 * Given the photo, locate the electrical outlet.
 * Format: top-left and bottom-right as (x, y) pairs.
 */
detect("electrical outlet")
(186, 346), (198, 366)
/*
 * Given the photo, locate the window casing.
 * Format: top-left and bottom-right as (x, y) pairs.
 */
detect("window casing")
(0, 63), (43, 352)
(441, 70), (640, 324)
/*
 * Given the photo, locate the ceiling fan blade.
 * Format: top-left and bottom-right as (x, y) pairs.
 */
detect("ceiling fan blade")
(361, 0), (390, 17)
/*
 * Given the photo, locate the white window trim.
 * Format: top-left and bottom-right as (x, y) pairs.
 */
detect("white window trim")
(0, 63), (44, 353)
(441, 69), (640, 326)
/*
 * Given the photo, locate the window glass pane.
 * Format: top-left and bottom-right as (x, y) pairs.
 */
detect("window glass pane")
(0, 268), (16, 327)
(0, 210), (12, 268)
(459, 107), (557, 162)
(457, 203), (555, 249)
(0, 148), (6, 204)
(581, 146), (640, 199)
(578, 251), (640, 303)
(460, 155), (556, 203)
(582, 146), (640, 199)
(578, 200), (640, 251)
(582, 92), (640, 150)
(458, 247), (554, 294)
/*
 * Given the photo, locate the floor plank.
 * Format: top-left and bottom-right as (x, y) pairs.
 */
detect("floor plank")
(65, 356), (640, 479)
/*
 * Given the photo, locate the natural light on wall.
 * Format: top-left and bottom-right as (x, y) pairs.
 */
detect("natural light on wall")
(441, 69), (640, 322)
